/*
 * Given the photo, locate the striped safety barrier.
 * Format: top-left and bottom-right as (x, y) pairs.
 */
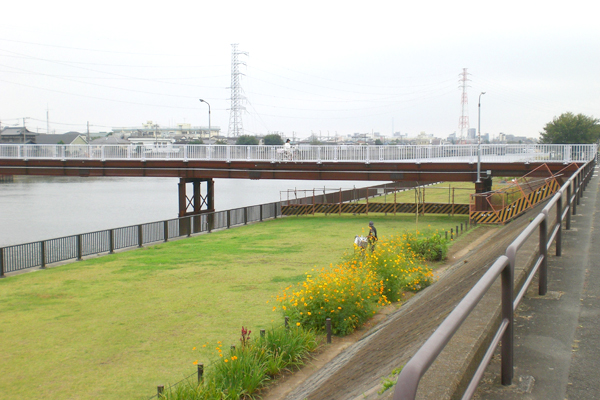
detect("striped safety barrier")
(281, 202), (470, 216)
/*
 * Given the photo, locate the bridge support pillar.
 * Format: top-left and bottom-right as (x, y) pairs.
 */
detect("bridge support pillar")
(178, 178), (215, 234)
(474, 177), (493, 211)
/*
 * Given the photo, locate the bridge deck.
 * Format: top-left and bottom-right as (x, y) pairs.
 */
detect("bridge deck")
(0, 144), (595, 181)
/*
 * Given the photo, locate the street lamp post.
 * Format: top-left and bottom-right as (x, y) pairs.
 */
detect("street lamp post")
(199, 99), (211, 139)
(477, 92), (486, 183)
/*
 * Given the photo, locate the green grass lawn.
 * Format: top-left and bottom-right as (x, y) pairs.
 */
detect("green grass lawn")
(366, 180), (520, 205)
(366, 182), (475, 204)
(0, 213), (468, 400)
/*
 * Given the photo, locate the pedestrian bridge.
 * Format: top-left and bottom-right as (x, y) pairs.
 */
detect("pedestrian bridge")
(0, 143), (596, 182)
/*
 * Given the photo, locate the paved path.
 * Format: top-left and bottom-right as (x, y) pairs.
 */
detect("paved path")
(473, 164), (600, 400)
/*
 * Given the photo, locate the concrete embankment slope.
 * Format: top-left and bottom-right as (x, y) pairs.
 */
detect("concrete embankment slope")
(473, 165), (600, 400)
(280, 203), (547, 400)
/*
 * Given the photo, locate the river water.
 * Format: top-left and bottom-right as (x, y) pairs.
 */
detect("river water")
(0, 176), (372, 247)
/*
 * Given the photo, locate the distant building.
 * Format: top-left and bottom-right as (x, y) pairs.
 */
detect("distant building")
(127, 136), (175, 148)
(468, 128), (476, 139)
(90, 136), (130, 145)
(112, 121), (220, 140)
(35, 132), (88, 145)
(0, 127), (36, 144)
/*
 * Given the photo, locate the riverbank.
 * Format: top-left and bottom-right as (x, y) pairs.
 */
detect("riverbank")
(0, 213), (468, 400)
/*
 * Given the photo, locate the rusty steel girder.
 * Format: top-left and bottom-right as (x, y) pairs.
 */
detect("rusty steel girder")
(0, 159), (581, 182)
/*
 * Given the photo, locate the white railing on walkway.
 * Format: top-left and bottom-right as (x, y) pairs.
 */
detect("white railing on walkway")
(0, 143), (596, 164)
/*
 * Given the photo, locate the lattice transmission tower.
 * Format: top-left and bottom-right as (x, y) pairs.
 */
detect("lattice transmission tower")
(228, 43), (248, 137)
(458, 68), (471, 139)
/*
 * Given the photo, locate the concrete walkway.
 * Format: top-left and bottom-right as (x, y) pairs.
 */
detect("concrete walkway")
(474, 164), (600, 400)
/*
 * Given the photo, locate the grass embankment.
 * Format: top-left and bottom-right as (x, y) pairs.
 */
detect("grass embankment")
(0, 214), (468, 400)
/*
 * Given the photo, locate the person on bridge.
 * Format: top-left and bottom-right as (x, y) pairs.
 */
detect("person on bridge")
(283, 139), (293, 160)
(367, 221), (378, 251)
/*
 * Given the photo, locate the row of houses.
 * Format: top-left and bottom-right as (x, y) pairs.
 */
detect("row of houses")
(0, 125), (217, 147)
(0, 127), (90, 145)
(0, 127), (177, 147)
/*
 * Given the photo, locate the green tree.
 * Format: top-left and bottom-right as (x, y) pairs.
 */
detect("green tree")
(374, 139), (383, 146)
(263, 133), (284, 145)
(309, 134), (322, 145)
(235, 135), (259, 145)
(539, 112), (600, 144)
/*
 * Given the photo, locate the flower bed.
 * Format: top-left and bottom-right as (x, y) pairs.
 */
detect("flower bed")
(275, 232), (440, 336)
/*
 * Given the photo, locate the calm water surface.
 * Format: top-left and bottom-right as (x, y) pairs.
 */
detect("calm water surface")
(0, 176), (371, 247)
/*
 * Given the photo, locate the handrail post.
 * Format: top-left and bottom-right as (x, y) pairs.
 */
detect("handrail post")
(572, 178), (578, 215)
(576, 174), (581, 206)
(0, 247), (4, 278)
(77, 234), (83, 261)
(539, 212), (548, 295)
(41, 241), (46, 269)
(164, 220), (169, 242)
(109, 229), (115, 254)
(566, 184), (572, 229)
(502, 245), (516, 386)
(138, 225), (143, 247)
(556, 194), (562, 256)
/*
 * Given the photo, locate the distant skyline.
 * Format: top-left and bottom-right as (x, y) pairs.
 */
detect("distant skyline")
(1, 1), (598, 139)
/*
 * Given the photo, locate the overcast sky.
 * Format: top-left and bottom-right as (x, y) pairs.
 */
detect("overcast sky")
(0, 0), (598, 140)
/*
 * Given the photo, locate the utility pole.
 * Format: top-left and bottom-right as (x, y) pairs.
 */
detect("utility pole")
(87, 121), (90, 144)
(46, 105), (50, 134)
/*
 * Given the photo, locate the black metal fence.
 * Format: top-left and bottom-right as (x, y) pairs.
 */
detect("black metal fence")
(0, 181), (442, 278)
(0, 202), (282, 277)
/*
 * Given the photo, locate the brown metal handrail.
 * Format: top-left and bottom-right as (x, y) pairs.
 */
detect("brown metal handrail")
(393, 157), (596, 400)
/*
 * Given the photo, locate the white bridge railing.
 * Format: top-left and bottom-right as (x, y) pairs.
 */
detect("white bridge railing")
(0, 144), (596, 164)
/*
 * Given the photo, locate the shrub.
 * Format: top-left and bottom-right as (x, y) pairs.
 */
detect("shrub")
(276, 263), (383, 336)
(406, 230), (448, 261)
(162, 325), (317, 400)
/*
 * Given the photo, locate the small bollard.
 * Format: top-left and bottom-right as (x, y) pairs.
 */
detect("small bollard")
(456, 225), (459, 236)
(260, 329), (265, 337)
(445, 230), (448, 240)
(197, 363), (204, 382)
(451, 228), (454, 240)
(157, 385), (164, 397)
(285, 316), (289, 329)
(326, 318), (332, 344)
